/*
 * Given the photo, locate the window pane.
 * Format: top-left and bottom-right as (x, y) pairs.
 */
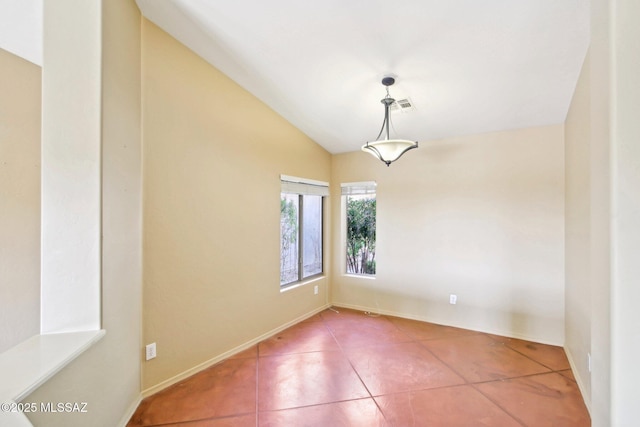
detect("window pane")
(346, 194), (376, 275)
(302, 195), (322, 278)
(280, 194), (299, 285)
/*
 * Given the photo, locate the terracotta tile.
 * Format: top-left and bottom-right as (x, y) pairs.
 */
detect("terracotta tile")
(422, 334), (550, 383)
(128, 358), (256, 426)
(346, 341), (465, 396)
(325, 314), (413, 349)
(259, 398), (388, 427)
(319, 307), (371, 322)
(171, 413), (257, 426)
(375, 385), (521, 427)
(258, 351), (369, 411)
(258, 321), (340, 356)
(558, 369), (577, 382)
(130, 312), (589, 427)
(301, 312), (324, 322)
(387, 316), (480, 341)
(489, 334), (570, 371)
(228, 345), (258, 360)
(475, 372), (590, 426)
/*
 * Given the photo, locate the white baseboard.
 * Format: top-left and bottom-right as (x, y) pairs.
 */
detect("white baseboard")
(564, 346), (592, 415)
(118, 394), (142, 427)
(334, 302), (591, 414)
(141, 304), (331, 398)
(330, 302), (563, 346)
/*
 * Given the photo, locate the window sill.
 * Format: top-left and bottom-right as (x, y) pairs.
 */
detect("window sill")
(343, 273), (376, 280)
(0, 409), (33, 427)
(280, 275), (325, 293)
(0, 330), (105, 425)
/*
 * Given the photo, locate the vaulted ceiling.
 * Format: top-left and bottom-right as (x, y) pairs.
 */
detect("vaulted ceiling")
(136, 0), (589, 153)
(0, 0), (590, 154)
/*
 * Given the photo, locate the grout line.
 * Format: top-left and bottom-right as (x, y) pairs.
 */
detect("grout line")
(464, 370), (569, 386)
(470, 383), (528, 427)
(255, 352), (259, 427)
(484, 335), (569, 372)
(258, 396), (375, 414)
(136, 308), (587, 426)
(319, 309), (391, 423)
(413, 340), (471, 385)
(414, 332), (567, 384)
(140, 411), (257, 427)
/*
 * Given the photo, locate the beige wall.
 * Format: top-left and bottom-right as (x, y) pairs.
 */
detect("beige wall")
(564, 50), (592, 406)
(565, 0), (640, 423)
(331, 125), (565, 344)
(588, 0), (612, 424)
(141, 19), (331, 390)
(39, 0), (102, 333)
(610, 0), (640, 423)
(0, 48), (41, 353)
(11, 0), (635, 423)
(26, 0), (142, 426)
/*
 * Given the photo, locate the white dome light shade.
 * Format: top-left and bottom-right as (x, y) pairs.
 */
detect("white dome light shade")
(362, 139), (418, 166)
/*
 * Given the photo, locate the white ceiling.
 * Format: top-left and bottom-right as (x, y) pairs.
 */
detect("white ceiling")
(0, 0), (42, 66)
(0, 0), (590, 154)
(136, 0), (589, 154)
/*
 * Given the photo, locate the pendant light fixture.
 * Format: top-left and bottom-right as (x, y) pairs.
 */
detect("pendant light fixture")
(361, 76), (418, 166)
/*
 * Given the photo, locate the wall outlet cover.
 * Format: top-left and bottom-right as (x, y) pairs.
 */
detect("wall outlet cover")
(146, 343), (156, 361)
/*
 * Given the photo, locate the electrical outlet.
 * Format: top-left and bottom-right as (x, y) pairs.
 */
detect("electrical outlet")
(146, 343), (157, 361)
(449, 294), (457, 305)
(314, 285), (319, 295)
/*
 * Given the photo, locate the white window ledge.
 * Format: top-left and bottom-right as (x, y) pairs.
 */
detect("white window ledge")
(343, 273), (376, 280)
(280, 275), (325, 293)
(0, 330), (105, 426)
(0, 409), (33, 427)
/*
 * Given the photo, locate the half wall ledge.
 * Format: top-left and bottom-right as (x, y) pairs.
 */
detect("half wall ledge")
(0, 330), (105, 426)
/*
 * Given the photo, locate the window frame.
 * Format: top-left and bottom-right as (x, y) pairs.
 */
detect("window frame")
(280, 175), (328, 288)
(341, 181), (377, 277)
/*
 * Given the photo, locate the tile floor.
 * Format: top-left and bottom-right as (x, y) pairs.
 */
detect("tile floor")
(128, 307), (590, 426)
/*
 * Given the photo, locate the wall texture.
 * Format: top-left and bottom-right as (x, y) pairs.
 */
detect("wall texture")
(564, 49), (591, 407)
(39, 0), (102, 334)
(331, 125), (565, 345)
(141, 19), (331, 390)
(0, 48), (41, 353)
(26, 0), (142, 425)
(609, 0), (640, 423)
(561, 2), (640, 423)
(588, 0), (612, 424)
(14, 1), (635, 424)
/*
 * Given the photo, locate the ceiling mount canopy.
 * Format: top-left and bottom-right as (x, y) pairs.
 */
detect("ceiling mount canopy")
(361, 77), (418, 167)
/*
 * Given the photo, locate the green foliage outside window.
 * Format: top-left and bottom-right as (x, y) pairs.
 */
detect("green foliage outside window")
(346, 196), (376, 275)
(280, 196), (298, 284)
(280, 193), (323, 285)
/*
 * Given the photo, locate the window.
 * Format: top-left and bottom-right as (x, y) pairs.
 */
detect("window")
(280, 176), (328, 287)
(342, 182), (377, 276)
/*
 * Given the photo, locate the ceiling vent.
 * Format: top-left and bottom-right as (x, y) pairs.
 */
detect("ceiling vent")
(390, 97), (415, 113)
